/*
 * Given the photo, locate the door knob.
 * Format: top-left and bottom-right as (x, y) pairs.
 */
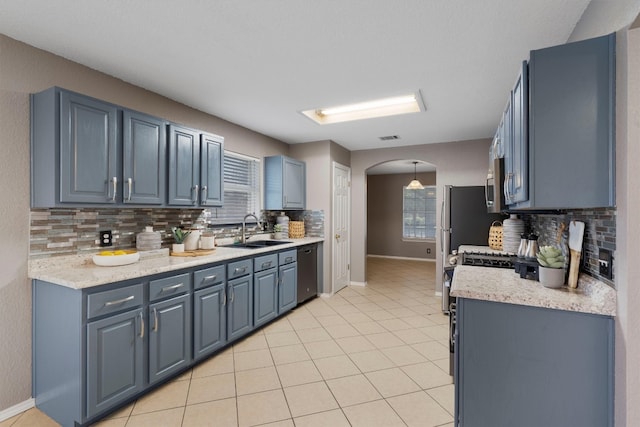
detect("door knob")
(335, 234), (341, 239)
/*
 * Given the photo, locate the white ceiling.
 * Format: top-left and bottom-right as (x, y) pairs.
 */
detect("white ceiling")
(0, 0), (594, 154)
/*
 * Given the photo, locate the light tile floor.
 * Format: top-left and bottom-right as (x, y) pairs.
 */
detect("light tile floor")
(2, 257), (453, 427)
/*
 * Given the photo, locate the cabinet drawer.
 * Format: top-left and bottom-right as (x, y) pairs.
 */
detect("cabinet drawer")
(228, 259), (252, 279)
(87, 283), (144, 319)
(254, 253), (278, 272)
(194, 265), (226, 290)
(149, 273), (191, 302)
(279, 250), (297, 265)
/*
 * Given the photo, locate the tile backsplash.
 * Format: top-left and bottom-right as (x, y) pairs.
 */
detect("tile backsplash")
(520, 208), (616, 287)
(30, 208), (324, 259)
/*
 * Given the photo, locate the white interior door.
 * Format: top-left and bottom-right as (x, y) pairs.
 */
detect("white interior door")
(332, 162), (351, 293)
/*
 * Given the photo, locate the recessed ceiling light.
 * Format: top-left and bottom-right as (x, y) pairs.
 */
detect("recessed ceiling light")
(302, 91), (425, 125)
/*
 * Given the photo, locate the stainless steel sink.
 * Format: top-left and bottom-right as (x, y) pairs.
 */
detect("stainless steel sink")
(220, 240), (292, 249)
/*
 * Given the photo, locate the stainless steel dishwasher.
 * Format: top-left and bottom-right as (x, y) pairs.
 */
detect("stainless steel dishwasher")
(297, 244), (317, 303)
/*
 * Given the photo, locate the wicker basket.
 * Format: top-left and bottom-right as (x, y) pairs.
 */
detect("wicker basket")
(288, 221), (305, 239)
(488, 221), (503, 250)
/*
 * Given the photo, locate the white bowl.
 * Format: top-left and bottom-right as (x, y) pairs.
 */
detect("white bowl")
(92, 251), (140, 267)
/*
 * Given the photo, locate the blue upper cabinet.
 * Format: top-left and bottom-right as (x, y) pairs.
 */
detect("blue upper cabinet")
(524, 32), (615, 209)
(168, 125), (224, 207)
(264, 155), (306, 210)
(504, 61), (529, 205)
(122, 110), (166, 205)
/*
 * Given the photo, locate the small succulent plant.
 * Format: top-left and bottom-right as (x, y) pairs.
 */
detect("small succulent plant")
(171, 227), (191, 244)
(537, 246), (566, 268)
(273, 224), (283, 232)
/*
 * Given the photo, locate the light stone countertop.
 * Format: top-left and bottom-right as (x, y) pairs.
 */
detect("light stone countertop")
(29, 237), (323, 290)
(450, 265), (616, 317)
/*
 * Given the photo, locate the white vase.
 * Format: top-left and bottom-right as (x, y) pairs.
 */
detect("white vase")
(538, 266), (565, 288)
(502, 214), (525, 253)
(172, 243), (185, 253)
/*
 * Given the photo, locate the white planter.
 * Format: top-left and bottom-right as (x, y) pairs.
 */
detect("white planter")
(273, 232), (283, 240)
(172, 243), (185, 253)
(539, 266), (565, 288)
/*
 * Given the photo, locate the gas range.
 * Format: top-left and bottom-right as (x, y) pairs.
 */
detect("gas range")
(460, 251), (516, 269)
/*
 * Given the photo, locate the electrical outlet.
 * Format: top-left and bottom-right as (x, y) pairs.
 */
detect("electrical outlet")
(599, 248), (612, 280)
(427, 248), (431, 254)
(100, 230), (113, 247)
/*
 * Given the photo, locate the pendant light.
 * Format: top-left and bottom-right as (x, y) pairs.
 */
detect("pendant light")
(407, 161), (424, 190)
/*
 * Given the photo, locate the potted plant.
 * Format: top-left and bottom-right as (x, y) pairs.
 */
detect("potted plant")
(272, 224), (283, 240)
(171, 227), (191, 253)
(536, 245), (566, 288)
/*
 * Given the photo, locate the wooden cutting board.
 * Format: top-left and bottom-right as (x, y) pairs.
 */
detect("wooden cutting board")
(170, 249), (216, 257)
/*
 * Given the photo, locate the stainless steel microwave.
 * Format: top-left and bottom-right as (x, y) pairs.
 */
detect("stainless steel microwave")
(486, 157), (505, 213)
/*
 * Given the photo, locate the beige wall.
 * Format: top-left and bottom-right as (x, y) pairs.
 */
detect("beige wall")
(0, 34), (290, 411)
(350, 138), (492, 287)
(289, 140), (351, 294)
(367, 172), (437, 259)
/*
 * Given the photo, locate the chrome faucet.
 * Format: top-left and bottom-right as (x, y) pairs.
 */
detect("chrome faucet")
(241, 213), (262, 244)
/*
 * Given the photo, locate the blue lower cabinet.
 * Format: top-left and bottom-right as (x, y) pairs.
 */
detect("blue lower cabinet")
(278, 263), (297, 313)
(87, 309), (144, 419)
(254, 268), (278, 328)
(193, 283), (227, 360)
(148, 294), (192, 385)
(227, 275), (254, 341)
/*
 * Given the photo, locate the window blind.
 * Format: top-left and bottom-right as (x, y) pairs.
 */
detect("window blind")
(208, 151), (261, 225)
(403, 185), (436, 240)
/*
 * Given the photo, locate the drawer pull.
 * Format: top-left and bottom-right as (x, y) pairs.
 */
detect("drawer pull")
(104, 295), (134, 307)
(234, 267), (247, 274)
(152, 308), (158, 332)
(203, 274), (217, 282)
(161, 283), (184, 292)
(261, 261), (273, 269)
(285, 257), (293, 263)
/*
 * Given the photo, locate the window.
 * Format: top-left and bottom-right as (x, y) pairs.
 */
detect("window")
(208, 151), (260, 224)
(403, 185), (436, 240)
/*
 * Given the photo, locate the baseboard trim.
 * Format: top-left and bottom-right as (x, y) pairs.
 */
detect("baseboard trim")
(320, 292), (333, 299)
(367, 254), (436, 262)
(350, 281), (367, 287)
(0, 398), (35, 422)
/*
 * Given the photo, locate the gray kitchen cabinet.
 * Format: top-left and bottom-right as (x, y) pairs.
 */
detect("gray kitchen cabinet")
(87, 308), (144, 419)
(227, 259), (254, 341)
(278, 250), (297, 313)
(193, 265), (227, 360)
(31, 87), (169, 207)
(253, 254), (278, 328)
(264, 155), (306, 210)
(168, 124), (224, 207)
(504, 61), (528, 205)
(122, 110), (167, 205)
(455, 298), (614, 427)
(148, 294), (192, 384)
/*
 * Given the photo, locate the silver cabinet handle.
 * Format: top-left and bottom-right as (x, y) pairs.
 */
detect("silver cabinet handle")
(193, 184), (199, 204)
(127, 178), (133, 201)
(161, 283), (183, 292)
(139, 312), (145, 339)
(285, 257), (293, 263)
(230, 288), (235, 303)
(261, 261), (273, 269)
(152, 307), (158, 332)
(234, 267), (247, 275)
(504, 173), (512, 203)
(222, 289), (227, 306)
(104, 295), (134, 306)
(201, 185), (207, 203)
(109, 176), (118, 201)
(203, 274), (217, 283)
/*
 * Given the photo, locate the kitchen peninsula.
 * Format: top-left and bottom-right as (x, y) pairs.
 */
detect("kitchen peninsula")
(451, 267), (615, 427)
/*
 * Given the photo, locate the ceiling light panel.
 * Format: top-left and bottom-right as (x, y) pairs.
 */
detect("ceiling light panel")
(302, 91), (425, 125)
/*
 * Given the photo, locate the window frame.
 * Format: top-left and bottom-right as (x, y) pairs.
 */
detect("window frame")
(402, 184), (437, 242)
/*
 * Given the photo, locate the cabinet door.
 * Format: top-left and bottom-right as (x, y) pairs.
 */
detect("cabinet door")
(509, 61), (529, 204)
(501, 97), (513, 204)
(227, 276), (253, 341)
(283, 158), (306, 209)
(168, 125), (200, 206)
(87, 309), (144, 418)
(254, 268), (277, 328)
(148, 294), (192, 384)
(60, 91), (118, 204)
(122, 110), (166, 205)
(278, 263), (297, 313)
(200, 133), (224, 207)
(193, 284), (227, 361)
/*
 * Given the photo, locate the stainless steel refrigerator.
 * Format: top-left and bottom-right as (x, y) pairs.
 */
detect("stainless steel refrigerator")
(440, 185), (504, 312)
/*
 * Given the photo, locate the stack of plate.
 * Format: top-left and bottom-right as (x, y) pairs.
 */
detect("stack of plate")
(502, 214), (524, 253)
